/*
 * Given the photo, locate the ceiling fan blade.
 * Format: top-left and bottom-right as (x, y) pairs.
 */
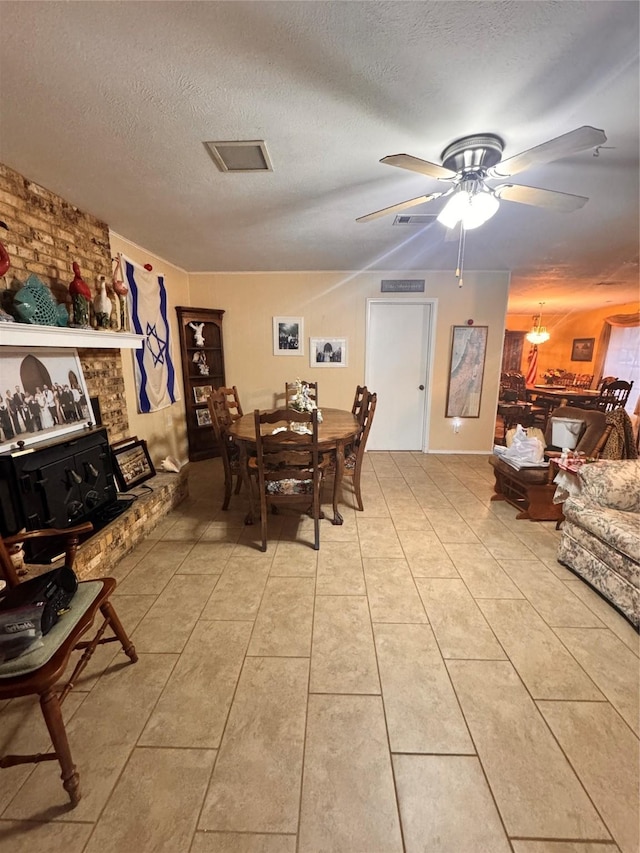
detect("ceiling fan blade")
(494, 183), (589, 212)
(356, 192), (444, 223)
(491, 125), (607, 178)
(380, 154), (457, 181)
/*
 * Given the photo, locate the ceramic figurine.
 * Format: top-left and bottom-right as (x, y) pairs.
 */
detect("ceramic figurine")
(94, 276), (112, 329)
(189, 321), (205, 347)
(69, 261), (92, 328)
(14, 274), (68, 326)
(112, 257), (129, 331)
(192, 351), (210, 376)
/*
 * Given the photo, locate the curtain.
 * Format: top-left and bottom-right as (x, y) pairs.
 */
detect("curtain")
(592, 311), (640, 388)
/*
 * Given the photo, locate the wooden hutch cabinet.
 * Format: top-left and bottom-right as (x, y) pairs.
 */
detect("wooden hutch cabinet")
(175, 306), (226, 461)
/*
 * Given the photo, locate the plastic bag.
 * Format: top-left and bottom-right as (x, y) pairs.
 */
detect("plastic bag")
(0, 603), (44, 663)
(503, 424), (544, 464)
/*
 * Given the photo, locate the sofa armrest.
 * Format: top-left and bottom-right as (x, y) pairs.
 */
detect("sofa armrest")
(578, 460), (640, 512)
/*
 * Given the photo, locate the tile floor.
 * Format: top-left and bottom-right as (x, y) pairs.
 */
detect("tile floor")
(1, 452), (638, 853)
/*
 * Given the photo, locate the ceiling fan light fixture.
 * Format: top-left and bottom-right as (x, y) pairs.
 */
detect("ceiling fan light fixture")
(437, 183), (499, 230)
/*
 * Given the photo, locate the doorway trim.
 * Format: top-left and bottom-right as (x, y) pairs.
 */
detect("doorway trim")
(365, 297), (438, 453)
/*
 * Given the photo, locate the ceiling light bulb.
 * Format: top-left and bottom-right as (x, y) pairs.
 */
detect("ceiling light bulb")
(437, 190), (471, 229)
(462, 191), (500, 230)
(526, 327), (550, 344)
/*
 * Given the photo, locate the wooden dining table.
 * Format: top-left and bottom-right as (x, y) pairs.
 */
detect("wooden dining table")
(528, 385), (602, 406)
(228, 407), (360, 525)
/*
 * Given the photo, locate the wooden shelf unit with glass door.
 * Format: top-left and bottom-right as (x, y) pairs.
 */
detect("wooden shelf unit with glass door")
(175, 306), (226, 461)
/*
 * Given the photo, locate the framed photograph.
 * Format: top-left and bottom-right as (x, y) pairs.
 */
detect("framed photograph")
(196, 407), (212, 427)
(273, 316), (304, 356)
(0, 347), (94, 453)
(571, 338), (595, 362)
(445, 325), (488, 418)
(310, 337), (348, 367)
(193, 384), (213, 403)
(111, 437), (156, 491)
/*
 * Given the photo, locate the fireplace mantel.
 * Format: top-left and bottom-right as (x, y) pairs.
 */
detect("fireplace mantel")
(0, 323), (144, 349)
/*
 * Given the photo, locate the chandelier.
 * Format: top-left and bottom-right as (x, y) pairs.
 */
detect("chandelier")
(526, 303), (550, 345)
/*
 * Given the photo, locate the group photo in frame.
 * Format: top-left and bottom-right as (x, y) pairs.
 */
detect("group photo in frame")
(0, 347), (94, 452)
(273, 316), (304, 356)
(310, 337), (348, 367)
(110, 436), (156, 492)
(571, 337), (595, 362)
(445, 325), (488, 418)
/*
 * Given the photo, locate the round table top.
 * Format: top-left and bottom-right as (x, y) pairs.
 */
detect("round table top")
(228, 407), (359, 448)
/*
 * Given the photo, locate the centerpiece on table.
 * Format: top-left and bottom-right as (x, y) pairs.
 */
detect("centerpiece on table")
(542, 368), (564, 385)
(288, 379), (322, 432)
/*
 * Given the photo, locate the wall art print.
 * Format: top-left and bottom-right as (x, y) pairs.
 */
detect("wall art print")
(445, 325), (488, 418)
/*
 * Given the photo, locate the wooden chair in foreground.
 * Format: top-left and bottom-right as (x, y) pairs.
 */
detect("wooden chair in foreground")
(327, 391), (377, 512)
(249, 408), (327, 551)
(0, 524), (137, 807)
(208, 389), (243, 510)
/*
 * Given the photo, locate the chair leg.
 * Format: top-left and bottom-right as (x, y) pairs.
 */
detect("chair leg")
(234, 473), (242, 495)
(260, 496), (268, 552)
(221, 474), (232, 511)
(40, 689), (80, 807)
(100, 600), (138, 663)
(352, 469), (364, 512)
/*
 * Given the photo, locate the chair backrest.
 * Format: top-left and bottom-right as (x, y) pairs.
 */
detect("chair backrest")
(353, 391), (377, 457)
(504, 372), (526, 401)
(207, 390), (238, 475)
(556, 372), (575, 387)
(597, 375), (618, 391)
(351, 385), (369, 424)
(596, 380), (633, 412)
(285, 380), (318, 407)
(544, 405), (609, 456)
(254, 408), (320, 489)
(217, 385), (243, 420)
(573, 373), (594, 389)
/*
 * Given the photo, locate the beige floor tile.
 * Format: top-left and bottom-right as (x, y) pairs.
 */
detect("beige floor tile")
(499, 560), (605, 627)
(538, 701), (639, 853)
(394, 754), (511, 853)
(369, 454), (403, 479)
(447, 659), (609, 840)
(374, 623), (473, 753)
(199, 559), (270, 620)
(416, 578), (506, 660)
(310, 595), (379, 694)
(553, 628), (640, 735)
(247, 576), (315, 657)
(478, 599), (604, 700)
(356, 518), (405, 559)
(83, 747), (215, 853)
(270, 541), (318, 576)
(397, 529), (458, 577)
(0, 821), (93, 852)
(363, 558), (427, 623)
(139, 620), (252, 748)
(445, 544), (523, 598)
(466, 518), (536, 560)
(3, 654), (177, 821)
(298, 694), (403, 853)
(563, 580), (640, 657)
(512, 844), (620, 852)
(115, 540), (194, 595)
(131, 574), (218, 653)
(425, 513), (479, 544)
(176, 540), (235, 573)
(190, 833), (297, 853)
(199, 657), (308, 834)
(316, 542), (366, 595)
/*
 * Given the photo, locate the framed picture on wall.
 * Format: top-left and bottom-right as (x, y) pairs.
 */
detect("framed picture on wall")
(571, 338), (595, 362)
(0, 347), (94, 453)
(309, 337), (347, 367)
(273, 316), (304, 356)
(445, 325), (488, 418)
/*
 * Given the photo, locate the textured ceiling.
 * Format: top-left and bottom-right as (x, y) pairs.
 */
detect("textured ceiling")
(0, 1), (638, 313)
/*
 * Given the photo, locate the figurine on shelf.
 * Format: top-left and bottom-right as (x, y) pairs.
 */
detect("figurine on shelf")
(112, 256), (129, 332)
(189, 321), (205, 347)
(14, 274), (68, 326)
(69, 261), (92, 328)
(192, 351), (210, 376)
(93, 276), (112, 329)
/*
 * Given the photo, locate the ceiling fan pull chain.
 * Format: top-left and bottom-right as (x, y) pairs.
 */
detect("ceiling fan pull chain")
(455, 225), (466, 287)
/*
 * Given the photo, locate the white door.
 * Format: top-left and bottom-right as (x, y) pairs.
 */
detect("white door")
(365, 299), (434, 451)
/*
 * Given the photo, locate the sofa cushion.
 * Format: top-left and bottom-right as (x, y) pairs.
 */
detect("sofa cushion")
(578, 459), (640, 512)
(563, 496), (640, 565)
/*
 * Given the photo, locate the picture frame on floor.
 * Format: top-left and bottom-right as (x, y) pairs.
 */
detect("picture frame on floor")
(110, 436), (156, 491)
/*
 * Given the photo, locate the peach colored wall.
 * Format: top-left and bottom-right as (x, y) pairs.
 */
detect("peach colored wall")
(506, 301), (639, 385)
(109, 232), (190, 465)
(188, 270), (511, 452)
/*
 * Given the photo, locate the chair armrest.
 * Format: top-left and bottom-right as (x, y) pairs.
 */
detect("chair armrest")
(2, 523), (93, 580)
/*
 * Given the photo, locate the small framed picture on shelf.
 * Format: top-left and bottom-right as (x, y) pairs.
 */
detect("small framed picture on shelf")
(193, 384), (213, 404)
(196, 407), (212, 427)
(273, 316), (304, 356)
(310, 337), (347, 367)
(110, 437), (156, 492)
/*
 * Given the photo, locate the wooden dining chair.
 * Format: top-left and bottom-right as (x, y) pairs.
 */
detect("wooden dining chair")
(351, 385), (369, 424)
(589, 379), (634, 413)
(248, 408), (327, 551)
(326, 391), (377, 512)
(0, 524), (137, 808)
(208, 389), (243, 510)
(217, 385), (243, 420)
(285, 380), (318, 407)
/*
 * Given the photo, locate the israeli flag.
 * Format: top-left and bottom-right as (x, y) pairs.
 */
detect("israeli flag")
(121, 255), (179, 413)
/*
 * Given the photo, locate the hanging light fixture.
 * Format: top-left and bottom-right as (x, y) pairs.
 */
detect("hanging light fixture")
(526, 302), (551, 344)
(437, 177), (500, 231)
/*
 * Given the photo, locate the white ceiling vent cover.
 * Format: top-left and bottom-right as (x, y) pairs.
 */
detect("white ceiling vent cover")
(204, 140), (273, 172)
(393, 214), (437, 225)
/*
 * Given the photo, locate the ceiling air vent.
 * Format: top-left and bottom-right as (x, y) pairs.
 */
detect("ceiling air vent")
(393, 214), (437, 225)
(204, 140), (273, 172)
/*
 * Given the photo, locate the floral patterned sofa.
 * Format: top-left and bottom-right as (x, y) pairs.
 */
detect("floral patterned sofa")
(558, 460), (639, 628)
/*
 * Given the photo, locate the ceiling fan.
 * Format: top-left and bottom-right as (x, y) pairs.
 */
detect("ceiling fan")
(356, 126), (607, 229)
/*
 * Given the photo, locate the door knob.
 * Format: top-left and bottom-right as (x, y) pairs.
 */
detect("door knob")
(418, 385), (425, 390)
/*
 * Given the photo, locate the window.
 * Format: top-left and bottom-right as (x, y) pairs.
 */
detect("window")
(603, 325), (639, 413)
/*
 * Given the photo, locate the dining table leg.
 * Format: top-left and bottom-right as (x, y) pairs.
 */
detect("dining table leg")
(331, 439), (345, 525)
(237, 442), (255, 525)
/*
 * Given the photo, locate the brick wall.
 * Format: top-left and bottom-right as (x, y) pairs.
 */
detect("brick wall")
(0, 162), (129, 441)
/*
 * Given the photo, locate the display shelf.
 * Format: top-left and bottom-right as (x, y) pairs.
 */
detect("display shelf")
(0, 323), (144, 349)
